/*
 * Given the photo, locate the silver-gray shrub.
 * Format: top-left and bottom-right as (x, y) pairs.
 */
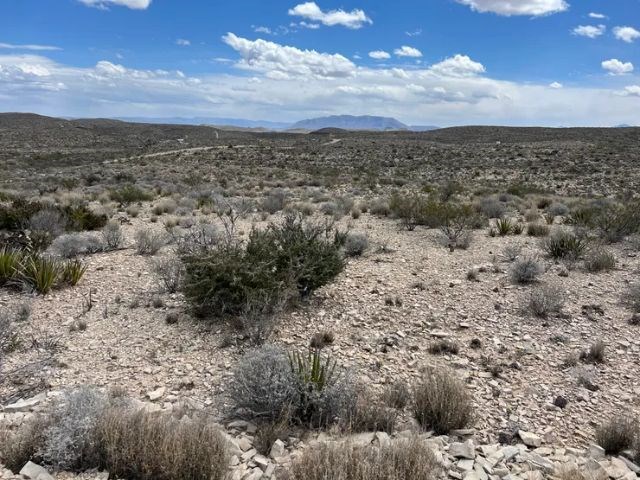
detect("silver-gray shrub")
(152, 256), (185, 293)
(38, 387), (123, 470)
(101, 221), (125, 250)
(344, 232), (369, 257)
(229, 345), (300, 420)
(29, 209), (66, 239)
(50, 232), (104, 258)
(134, 228), (167, 256)
(509, 256), (544, 284)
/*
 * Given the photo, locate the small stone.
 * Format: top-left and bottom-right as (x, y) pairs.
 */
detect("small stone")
(553, 396), (568, 409)
(19, 461), (54, 480)
(518, 430), (542, 448)
(450, 440), (476, 459)
(147, 387), (166, 401)
(270, 439), (286, 459)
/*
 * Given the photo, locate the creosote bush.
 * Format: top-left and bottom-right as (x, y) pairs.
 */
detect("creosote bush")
(285, 436), (441, 480)
(412, 367), (473, 434)
(182, 214), (344, 321)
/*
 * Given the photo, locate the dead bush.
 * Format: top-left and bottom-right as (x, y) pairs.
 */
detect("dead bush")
(97, 408), (229, 480)
(412, 367), (473, 434)
(509, 257), (543, 284)
(285, 436), (441, 480)
(527, 286), (564, 318)
(595, 416), (638, 455)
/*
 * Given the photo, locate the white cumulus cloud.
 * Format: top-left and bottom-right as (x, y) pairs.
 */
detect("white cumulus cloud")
(601, 59), (634, 75)
(288, 2), (372, 29)
(394, 46), (422, 58)
(589, 12), (606, 19)
(428, 55), (485, 77)
(369, 50), (391, 60)
(613, 26), (640, 43)
(623, 85), (640, 97)
(549, 82), (563, 89)
(456, 0), (568, 16)
(222, 33), (356, 79)
(572, 25), (606, 38)
(78, 0), (151, 9)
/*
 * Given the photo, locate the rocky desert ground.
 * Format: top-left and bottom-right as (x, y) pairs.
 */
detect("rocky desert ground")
(1, 114), (640, 480)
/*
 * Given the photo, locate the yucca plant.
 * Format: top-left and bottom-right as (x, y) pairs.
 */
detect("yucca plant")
(0, 248), (22, 285)
(62, 259), (87, 286)
(289, 349), (336, 393)
(495, 218), (513, 236)
(542, 229), (588, 261)
(21, 255), (62, 294)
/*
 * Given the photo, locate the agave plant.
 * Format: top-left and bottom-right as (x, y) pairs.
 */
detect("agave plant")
(20, 254), (62, 294)
(0, 248), (22, 285)
(495, 218), (513, 236)
(289, 348), (336, 393)
(62, 259), (87, 286)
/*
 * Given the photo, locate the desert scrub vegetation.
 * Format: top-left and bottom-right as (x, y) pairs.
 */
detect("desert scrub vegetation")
(542, 228), (588, 261)
(134, 228), (167, 255)
(594, 416), (639, 454)
(230, 345), (356, 428)
(285, 436), (440, 480)
(568, 201), (640, 243)
(509, 257), (544, 284)
(182, 213), (344, 325)
(412, 366), (473, 434)
(0, 387), (229, 480)
(0, 248), (86, 293)
(344, 232), (369, 257)
(527, 286), (565, 318)
(583, 246), (616, 273)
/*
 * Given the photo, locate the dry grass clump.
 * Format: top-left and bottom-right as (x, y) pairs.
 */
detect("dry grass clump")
(134, 228), (167, 256)
(594, 416), (638, 455)
(583, 247), (616, 273)
(509, 257), (544, 284)
(527, 286), (565, 318)
(285, 436), (441, 480)
(0, 388), (229, 480)
(97, 408), (229, 480)
(623, 284), (640, 313)
(580, 340), (606, 364)
(412, 367), (473, 434)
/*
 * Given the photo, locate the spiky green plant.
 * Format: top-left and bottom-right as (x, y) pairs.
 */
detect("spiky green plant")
(0, 248), (22, 285)
(62, 259), (87, 286)
(495, 218), (513, 236)
(21, 255), (62, 294)
(289, 349), (336, 393)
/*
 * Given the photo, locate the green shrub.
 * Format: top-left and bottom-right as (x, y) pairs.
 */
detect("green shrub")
(412, 367), (473, 434)
(542, 229), (587, 261)
(109, 184), (154, 206)
(526, 223), (549, 237)
(182, 214), (344, 319)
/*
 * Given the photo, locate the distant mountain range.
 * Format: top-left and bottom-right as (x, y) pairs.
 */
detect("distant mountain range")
(116, 114), (440, 132)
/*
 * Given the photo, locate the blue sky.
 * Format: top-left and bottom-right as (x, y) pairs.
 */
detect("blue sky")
(1, 0), (639, 125)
